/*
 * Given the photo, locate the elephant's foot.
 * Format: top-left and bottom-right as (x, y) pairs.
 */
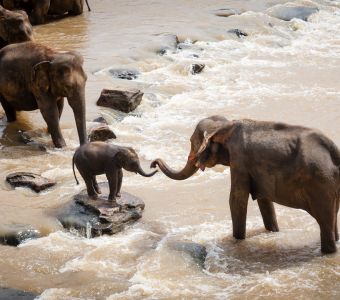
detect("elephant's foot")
(265, 223), (279, 233)
(53, 138), (66, 148)
(321, 240), (337, 254)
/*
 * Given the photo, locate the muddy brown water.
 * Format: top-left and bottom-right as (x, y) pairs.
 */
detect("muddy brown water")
(0, 0), (339, 299)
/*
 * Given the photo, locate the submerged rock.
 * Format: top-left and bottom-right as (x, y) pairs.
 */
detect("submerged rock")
(0, 224), (40, 246)
(88, 125), (116, 142)
(97, 88), (143, 113)
(17, 129), (47, 151)
(57, 182), (145, 237)
(267, 5), (319, 21)
(93, 116), (108, 124)
(156, 33), (179, 55)
(191, 64), (205, 75)
(228, 29), (248, 38)
(6, 172), (56, 192)
(214, 8), (243, 18)
(109, 68), (139, 80)
(167, 241), (207, 267)
(0, 288), (37, 300)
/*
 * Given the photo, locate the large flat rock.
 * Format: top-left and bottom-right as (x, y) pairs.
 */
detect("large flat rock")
(58, 183), (145, 237)
(6, 172), (56, 193)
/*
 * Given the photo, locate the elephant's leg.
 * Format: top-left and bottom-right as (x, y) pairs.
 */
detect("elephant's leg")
(229, 169), (250, 240)
(92, 176), (101, 194)
(116, 169), (123, 198)
(313, 199), (337, 254)
(0, 95), (16, 122)
(38, 99), (66, 148)
(31, 0), (49, 24)
(257, 198), (279, 232)
(57, 98), (64, 120)
(106, 170), (118, 201)
(70, 0), (83, 15)
(78, 168), (97, 198)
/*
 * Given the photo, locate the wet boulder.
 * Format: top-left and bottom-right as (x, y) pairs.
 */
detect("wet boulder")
(0, 224), (40, 246)
(228, 29), (248, 38)
(267, 5), (319, 21)
(97, 88), (143, 113)
(167, 241), (207, 268)
(191, 64), (205, 75)
(6, 172), (56, 192)
(109, 68), (139, 80)
(88, 125), (116, 142)
(57, 182), (145, 237)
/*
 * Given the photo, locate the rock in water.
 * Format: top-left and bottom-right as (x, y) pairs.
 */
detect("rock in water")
(88, 125), (116, 142)
(267, 5), (319, 21)
(0, 288), (37, 300)
(93, 116), (108, 124)
(214, 8), (243, 18)
(6, 172), (56, 192)
(191, 64), (205, 75)
(167, 241), (207, 268)
(0, 224), (40, 246)
(96, 88), (143, 113)
(57, 182), (145, 237)
(108, 69), (139, 80)
(228, 29), (248, 38)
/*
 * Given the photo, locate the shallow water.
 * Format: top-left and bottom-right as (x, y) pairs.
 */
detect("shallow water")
(0, 0), (340, 299)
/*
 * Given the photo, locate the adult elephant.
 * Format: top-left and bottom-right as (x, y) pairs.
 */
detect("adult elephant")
(151, 116), (340, 254)
(0, 42), (87, 148)
(3, 0), (91, 25)
(0, 5), (33, 48)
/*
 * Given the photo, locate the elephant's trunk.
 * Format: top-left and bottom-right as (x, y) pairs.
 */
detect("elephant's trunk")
(68, 90), (87, 145)
(151, 157), (199, 180)
(136, 163), (158, 177)
(85, 0), (91, 11)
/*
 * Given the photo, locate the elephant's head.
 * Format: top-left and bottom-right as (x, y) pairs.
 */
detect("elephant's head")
(0, 5), (33, 45)
(117, 147), (158, 177)
(151, 115), (234, 180)
(32, 52), (88, 144)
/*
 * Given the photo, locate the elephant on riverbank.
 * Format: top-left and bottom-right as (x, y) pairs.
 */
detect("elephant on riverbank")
(151, 116), (340, 254)
(0, 42), (87, 148)
(0, 5), (33, 48)
(3, 0), (91, 24)
(73, 141), (158, 201)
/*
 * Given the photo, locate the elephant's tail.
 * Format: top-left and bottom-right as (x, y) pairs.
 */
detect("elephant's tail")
(72, 154), (79, 185)
(85, 0), (91, 11)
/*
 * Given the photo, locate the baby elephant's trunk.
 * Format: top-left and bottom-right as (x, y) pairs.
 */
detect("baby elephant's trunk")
(137, 165), (158, 177)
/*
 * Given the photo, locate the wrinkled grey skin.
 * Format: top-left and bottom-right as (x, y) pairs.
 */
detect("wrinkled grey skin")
(3, 0), (91, 25)
(0, 42), (87, 148)
(73, 141), (158, 201)
(151, 116), (340, 254)
(0, 5), (33, 49)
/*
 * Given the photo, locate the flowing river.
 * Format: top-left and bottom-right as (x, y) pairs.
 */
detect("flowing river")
(0, 0), (339, 299)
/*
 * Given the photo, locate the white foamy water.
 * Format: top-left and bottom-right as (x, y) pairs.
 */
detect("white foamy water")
(0, 0), (340, 299)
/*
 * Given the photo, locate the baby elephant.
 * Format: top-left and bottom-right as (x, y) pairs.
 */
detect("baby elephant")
(72, 141), (158, 201)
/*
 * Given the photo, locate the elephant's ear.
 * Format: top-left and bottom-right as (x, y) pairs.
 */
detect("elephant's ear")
(195, 122), (235, 159)
(32, 61), (51, 93)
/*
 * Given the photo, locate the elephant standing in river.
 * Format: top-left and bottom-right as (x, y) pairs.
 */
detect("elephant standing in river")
(3, 0), (91, 24)
(0, 5), (33, 48)
(0, 42), (87, 148)
(73, 141), (158, 201)
(151, 116), (340, 253)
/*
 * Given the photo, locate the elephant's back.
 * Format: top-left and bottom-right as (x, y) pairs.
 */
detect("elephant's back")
(0, 42), (54, 68)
